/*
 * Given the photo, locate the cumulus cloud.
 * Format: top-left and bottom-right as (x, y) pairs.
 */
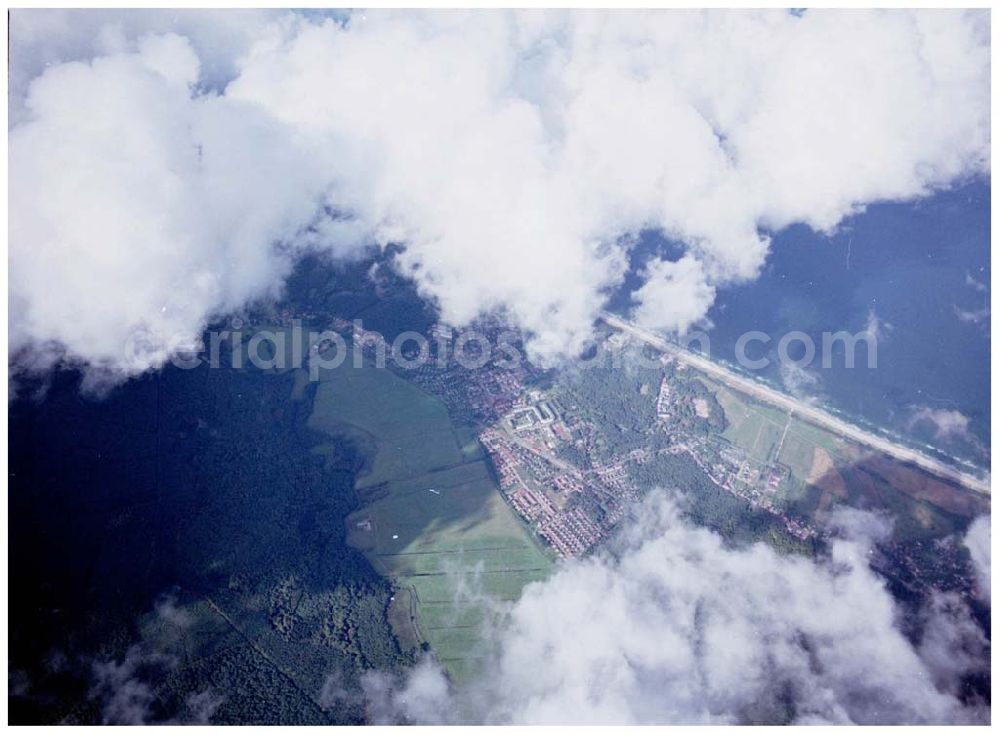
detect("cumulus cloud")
(9, 32), (333, 386)
(315, 658), (453, 724)
(90, 646), (165, 725)
(908, 407), (973, 442)
(9, 9), (990, 381)
(864, 308), (893, 344)
(965, 271), (988, 293)
(88, 595), (222, 725)
(90, 645), (223, 726)
(632, 256), (716, 334)
(8, 9), (290, 124)
(779, 360), (822, 402)
(354, 493), (989, 725)
(917, 591), (990, 697)
(361, 657), (454, 725)
(317, 669), (353, 711)
(964, 516), (990, 602)
(955, 270), (990, 325)
(827, 504), (894, 546)
(954, 304), (990, 326)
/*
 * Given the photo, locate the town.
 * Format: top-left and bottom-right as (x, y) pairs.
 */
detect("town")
(385, 321), (821, 557)
(253, 305), (980, 600)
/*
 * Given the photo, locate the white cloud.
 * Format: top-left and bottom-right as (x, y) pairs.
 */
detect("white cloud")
(827, 504), (894, 545)
(864, 307), (893, 344)
(964, 516), (990, 602)
(632, 256), (716, 334)
(8, 9), (289, 124)
(955, 271), (990, 325)
(9, 33), (333, 386)
(917, 591), (989, 696)
(779, 360), (822, 402)
(88, 595), (222, 725)
(9, 9), (990, 380)
(357, 493), (989, 724)
(908, 407), (973, 442)
(954, 304), (990, 325)
(965, 271), (987, 293)
(361, 657), (453, 725)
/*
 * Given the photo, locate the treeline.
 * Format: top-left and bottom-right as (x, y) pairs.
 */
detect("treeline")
(554, 351), (730, 466)
(634, 453), (816, 556)
(281, 250), (437, 341)
(9, 347), (414, 724)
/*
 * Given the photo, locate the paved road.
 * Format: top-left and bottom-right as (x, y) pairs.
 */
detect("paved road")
(599, 312), (991, 497)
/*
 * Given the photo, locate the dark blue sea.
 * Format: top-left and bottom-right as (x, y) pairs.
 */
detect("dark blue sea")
(609, 179), (990, 469)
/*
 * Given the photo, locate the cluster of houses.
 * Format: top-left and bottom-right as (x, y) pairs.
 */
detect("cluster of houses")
(655, 374), (673, 419)
(480, 406), (611, 558)
(507, 486), (555, 521)
(536, 508), (604, 558)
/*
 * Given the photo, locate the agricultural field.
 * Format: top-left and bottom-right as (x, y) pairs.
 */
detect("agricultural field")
(308, 350), (468, 489)
(308, 349), (553, 680)
(716, 386), (795, 464)
(709, 378), (986, 541)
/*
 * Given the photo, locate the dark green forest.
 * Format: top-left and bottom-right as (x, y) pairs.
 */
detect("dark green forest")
(9, 263), (424, 724)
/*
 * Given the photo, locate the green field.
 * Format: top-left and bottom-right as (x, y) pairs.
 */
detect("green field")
(308, 348), (553, 679)
(716, 385), (847, 471)
(717, 387), (790, 464)
(309, 353), (469, 489)
(707, 377), (982, 540)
